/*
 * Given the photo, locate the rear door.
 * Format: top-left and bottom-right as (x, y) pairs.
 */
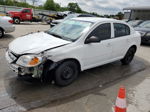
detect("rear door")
(111, 23), (131, 60)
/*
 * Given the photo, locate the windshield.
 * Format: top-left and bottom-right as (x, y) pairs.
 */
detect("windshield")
(128, 20), (142, 27)
(64, 14), (78, 20)
(47, 19), (93, 42)
(138, 21), (150, 28)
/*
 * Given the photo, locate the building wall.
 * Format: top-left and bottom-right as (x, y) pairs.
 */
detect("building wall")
(124, 12), (130, 19)
(124, 9), (150, 20)
(130, 10), (150, 20)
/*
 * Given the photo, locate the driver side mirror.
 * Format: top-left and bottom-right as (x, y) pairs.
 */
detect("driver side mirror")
(85, 36), (100, 44)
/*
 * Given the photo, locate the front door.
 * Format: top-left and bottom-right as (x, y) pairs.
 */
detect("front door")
(82, 23), (113, 69)
(21, 9), (32, 21)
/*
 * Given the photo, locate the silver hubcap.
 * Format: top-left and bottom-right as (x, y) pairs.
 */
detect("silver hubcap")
(15, 19), (19, 23)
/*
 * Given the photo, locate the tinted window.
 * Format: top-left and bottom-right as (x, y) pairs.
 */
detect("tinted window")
(88, 23), (111, 41)
(23, 9), (30, 13)
(114, 23), (130, 37)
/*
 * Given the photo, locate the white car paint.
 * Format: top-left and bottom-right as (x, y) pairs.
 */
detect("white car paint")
(9, 32), (71, 54)
(6, 17), (141, 77)
(0, 16), (15, 33)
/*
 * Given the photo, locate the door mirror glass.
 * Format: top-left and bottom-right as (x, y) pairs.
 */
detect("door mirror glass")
(85, 36), (100, 44)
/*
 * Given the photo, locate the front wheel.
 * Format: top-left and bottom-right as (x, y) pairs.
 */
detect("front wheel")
(121, 47), (136, 65)
(0, 29), (4, 38)
(54, 61), (79, 86)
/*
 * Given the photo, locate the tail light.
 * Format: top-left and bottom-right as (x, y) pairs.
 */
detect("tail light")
(8, 20), (13, 24)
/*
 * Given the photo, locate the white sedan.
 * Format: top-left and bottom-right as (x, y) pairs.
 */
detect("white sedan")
(0, 16), (15, 38)
(6, 17), (141, 86)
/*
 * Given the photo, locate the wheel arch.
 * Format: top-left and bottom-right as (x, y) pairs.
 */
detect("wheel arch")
(129, 45), (137, 53)
(0, 27), (4, 32)
(60, 58), (81, 72)
(13, 17), (20, 20)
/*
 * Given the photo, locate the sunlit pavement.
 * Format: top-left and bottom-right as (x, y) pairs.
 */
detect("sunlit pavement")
(0, 24), (150, 112)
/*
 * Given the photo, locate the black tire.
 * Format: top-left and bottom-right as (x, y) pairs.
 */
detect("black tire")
(54, 61), (79, 86)
(121, 47), (136, 65)
(13, 18), (20, 24)
(0, 28), (4, 38)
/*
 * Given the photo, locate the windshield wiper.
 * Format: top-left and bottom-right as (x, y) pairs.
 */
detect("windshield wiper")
(50, 33), (63, 39)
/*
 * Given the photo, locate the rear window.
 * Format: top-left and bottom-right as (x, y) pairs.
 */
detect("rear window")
(114, 23), (130, 37)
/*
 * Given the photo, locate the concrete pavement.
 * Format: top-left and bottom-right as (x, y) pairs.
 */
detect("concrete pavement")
(29, 46), (150, 112)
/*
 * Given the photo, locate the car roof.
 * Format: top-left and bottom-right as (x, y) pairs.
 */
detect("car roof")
(72, 17), (118, 23)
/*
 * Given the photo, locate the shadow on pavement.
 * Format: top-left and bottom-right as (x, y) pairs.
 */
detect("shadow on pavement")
(0, 34), (14, 49)
(0, 34), (14, 40)
(3, 56), (147, 111)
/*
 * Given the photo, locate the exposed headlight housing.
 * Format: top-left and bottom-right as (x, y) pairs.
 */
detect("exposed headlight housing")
(16, 55), (43, 67)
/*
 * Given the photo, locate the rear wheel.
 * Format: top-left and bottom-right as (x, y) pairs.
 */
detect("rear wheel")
(13, 18), (20, 24)
(121, 47), (136, 65)
(0, 28), (4, 38)
(54, 61), (79, 86)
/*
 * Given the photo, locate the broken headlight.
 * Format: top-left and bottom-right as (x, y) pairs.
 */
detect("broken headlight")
(16, 55), (43, 67)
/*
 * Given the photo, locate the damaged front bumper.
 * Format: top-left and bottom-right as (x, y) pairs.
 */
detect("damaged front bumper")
(5, 50), (44, 78)
(9, 63), (44, 78)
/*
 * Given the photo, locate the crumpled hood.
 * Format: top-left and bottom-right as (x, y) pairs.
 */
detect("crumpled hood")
(9, 32), (71, 54)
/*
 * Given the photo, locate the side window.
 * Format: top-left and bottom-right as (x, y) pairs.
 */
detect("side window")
(22, 9), (30, 13)
(88, 23), (111, 41)
(114, 23), (130, 37)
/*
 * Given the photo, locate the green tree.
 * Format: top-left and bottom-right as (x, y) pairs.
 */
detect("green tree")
(0, 0), (5, 5)
(55, 3), (61, 11)
(44, 0), (56, 11)
(67, 3), (82, 13)
(116, 12), (124, 20)
(5, 0), (14, 5)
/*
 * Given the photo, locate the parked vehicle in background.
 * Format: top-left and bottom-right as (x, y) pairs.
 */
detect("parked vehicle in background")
(127, 20), (143, 27)
(7, 8), (41, 24)
(0, 16), (15, 38)
(50, 13), (96, 27)
(6, 17), (141, 86)
(122, 19), (129, 22)
(135, 20), (150, 44)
